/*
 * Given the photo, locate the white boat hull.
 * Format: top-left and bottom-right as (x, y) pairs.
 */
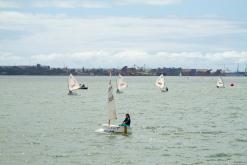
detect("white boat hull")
(216, 85), (225, 88)
(101, 124), (132, 134)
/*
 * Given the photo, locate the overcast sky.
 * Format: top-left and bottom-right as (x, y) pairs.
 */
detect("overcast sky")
(0, 0), (247, 71)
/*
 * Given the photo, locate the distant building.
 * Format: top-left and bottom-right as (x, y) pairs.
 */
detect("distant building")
(195, 69), (211, 76)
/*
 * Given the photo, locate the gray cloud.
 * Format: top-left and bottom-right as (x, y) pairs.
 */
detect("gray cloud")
(0, 0), (183, 9)
(0, 12), (246, 70)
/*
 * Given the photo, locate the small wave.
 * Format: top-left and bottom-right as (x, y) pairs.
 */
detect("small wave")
(162, 153), (171, 157)
(227, 106), (241, 110)
(208, 153), (231, 158)
(48, 154), (70, 158)
(30, 141), (40, 145)
(188, 131), (226, 135)
(145, 126), (157, 130)
(228, 112), (241, 118)
(95, 128), (107, 134)
(236, 138), (247, 143)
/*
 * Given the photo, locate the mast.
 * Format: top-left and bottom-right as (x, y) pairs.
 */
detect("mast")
(108, 72), (117, 126)
(116, 78), (119, 92)
(245, 64), (247, 76)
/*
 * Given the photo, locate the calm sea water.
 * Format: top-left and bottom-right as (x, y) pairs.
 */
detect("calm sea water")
(0, 76), (247, 165)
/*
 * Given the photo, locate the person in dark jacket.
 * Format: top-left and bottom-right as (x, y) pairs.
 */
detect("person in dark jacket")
(120, 113), (131, 127)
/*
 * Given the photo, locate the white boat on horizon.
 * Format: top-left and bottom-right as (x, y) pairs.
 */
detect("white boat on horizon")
(216, 76), (225, 88)
(179, 71), (182, 77)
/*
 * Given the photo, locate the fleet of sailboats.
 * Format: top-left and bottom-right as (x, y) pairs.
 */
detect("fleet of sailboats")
(66, 71), (238, 134)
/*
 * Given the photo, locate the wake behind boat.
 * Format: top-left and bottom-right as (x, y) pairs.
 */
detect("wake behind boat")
(155, 74), (168, 92)
(100, 73), (132, 134)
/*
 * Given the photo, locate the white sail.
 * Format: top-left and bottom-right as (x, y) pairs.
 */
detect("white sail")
(108, 75), (117, 121)
(68, 73), (80, 91)
(155, 74), (165, 90)
(117, 74), (128, 90)
(216, 77), (224, 88)
(99, 72), (132, 134)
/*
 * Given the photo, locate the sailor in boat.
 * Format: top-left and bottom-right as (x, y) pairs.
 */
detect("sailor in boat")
(68, 90), (72, 95)
(119, 114), (131, 127)
(79, 83), (88, 89)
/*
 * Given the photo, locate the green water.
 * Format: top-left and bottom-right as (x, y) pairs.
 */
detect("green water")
(0, 76), (247, 165)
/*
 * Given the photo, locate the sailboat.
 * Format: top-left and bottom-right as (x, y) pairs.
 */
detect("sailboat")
(101, 73), (132, 134)
(68, 73), (88, 94)
(116, 74), (128, 93)
(155, 74), (168, 92)
(216, 76), (225, 88)
(179, 71), (182, 77)
(245, 64), (247, 76)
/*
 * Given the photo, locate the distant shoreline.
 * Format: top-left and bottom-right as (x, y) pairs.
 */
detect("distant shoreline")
(0, 64), (246, 77)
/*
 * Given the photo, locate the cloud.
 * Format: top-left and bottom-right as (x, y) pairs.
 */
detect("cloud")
(32, 0), (110, 9)
(1, 11), (246, 53)
(0, 52), (25, 65)
(1, 50), (247, 70)
(0, 0), (183, 9)
(0, 12), (246, 69)
(0, 0), (110, 9)
(114, 0), (183, 5)
(0, 1), (20, 8)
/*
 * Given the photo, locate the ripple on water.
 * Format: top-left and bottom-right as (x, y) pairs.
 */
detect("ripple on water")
(227, 106), (242, 111)
(208, 153), (232, 158)
(236, 138), (247, 143)
(187, 131), (226, 135)
(47, 154), (70, 158)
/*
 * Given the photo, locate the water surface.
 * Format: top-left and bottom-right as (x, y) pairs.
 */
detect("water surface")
(0, 76), (247, 164)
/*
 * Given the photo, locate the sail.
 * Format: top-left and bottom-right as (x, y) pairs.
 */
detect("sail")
(216, 77), (224, 87)
(117, 74), (128, 90)
(155, 74), (165, 90)
(108, 76), (117, 121)
(68, 74), (80, 91)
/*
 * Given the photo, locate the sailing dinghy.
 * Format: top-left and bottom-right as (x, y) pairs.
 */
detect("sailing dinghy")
(68, 73), (88, 94)
(116, 74), (128, 93)
(179, 71), (182, 77)
(101, 73), (132, 134)
(216, 77), (225, 88)
(155, 74), (168, 92)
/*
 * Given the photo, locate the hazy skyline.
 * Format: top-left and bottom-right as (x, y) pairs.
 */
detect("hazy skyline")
(0, 0), (247, 71)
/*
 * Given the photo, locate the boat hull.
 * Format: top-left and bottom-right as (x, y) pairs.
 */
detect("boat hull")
(216, 85), (225, 88)
(79, 86), (88, 89)
(101, 124), (132, 134)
